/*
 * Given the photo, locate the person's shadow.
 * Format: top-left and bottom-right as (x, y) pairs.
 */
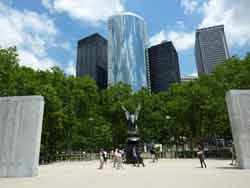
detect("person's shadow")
(216, 166), (240, 170)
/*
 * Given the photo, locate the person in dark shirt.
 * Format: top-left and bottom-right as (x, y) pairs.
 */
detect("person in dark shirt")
(197, 145), (207, 168)
(150, 148), (157, 162)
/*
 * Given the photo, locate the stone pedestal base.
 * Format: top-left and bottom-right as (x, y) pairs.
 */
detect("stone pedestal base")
(0, 96), (44, 177)
(125, 132), (140, 164)
(226, 90), (250, 169)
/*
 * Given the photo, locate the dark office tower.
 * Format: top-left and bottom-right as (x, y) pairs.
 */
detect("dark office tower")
(195, 25), (230, 76)
(148, 41), (181, 93)
(76, 33), (107, 89)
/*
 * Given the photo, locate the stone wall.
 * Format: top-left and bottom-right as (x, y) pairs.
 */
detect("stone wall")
(0, 96), (44, 177)
(226, 90), (250, 169)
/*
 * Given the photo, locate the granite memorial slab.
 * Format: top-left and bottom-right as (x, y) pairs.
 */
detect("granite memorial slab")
(0, 96), (44, 177)
(226, 90), (250, 169)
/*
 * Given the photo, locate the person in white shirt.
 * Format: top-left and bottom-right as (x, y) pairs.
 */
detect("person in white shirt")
(103, 150), (108, 164)
(116, 150), (124, 169)
(113, 148), (119, 168)
(98, 149), (105, 170)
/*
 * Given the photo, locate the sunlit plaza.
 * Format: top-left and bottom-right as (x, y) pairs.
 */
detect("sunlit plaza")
(1, 1), (250, 188)
(1, 159), (250, 188)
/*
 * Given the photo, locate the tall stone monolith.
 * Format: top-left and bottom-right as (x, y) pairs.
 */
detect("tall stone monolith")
(226, 90), (250, 169)
(0, 96), (44, 177)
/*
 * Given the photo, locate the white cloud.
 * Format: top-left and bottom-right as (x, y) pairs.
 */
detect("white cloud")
(149, 30), (195, 52)
(154, 0), (250, 54)
(149, 31), (167, 47)
(0, 2), (58, 70)
(41, 0), (54, 13)
(188, 71), (198, 77)
(42, 0), (124, 25)
(199, 0), (250, 47)
(65, 60), (76, 76)
(19, 49), (58, 70)
(167, 31), (195, 51)
(61, 42), (71, 51)
(181, 0), (199, 14)
(176, 20), (185, 29)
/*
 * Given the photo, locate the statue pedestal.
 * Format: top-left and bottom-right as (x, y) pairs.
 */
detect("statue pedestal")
(125, 132), (140, 163)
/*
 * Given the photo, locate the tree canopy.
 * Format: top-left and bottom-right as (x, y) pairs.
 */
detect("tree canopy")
(0, 47), (249, 161)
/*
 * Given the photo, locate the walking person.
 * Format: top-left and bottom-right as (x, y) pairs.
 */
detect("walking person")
(197, 145), (207, 168)
(110, 149), (114, 163)
(98, 148), (105, 170)
(155, 147), (159, 162)
(103, 150), (108, 164)
(113, 148), (119, 168)
(150, 148), (157, 163)
(230, 143), (236, 166)
(120, 148), (126, 163)
(137, 151), (145, 167)
(116, 150), (124, 169)
(132, 146), (138, 166)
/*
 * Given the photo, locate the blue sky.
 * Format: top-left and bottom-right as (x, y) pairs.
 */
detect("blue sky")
(0, 0), (249, 77)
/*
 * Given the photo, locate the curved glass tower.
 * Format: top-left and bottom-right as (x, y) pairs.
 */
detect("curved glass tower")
(108, 12), (149, 91)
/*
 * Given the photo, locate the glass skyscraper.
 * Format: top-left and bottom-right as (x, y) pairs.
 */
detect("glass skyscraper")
(195, 25), (230, 76)
(108, 12), (149, 91)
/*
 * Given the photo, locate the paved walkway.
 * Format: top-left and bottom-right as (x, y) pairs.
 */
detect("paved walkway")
(1, 159), (250, 188)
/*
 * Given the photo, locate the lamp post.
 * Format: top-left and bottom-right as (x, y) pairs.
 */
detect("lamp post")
(164, 115), (171, 144)
(179, 136), (187, 158)
(164, 115), (172, 157)
(88, 117), (94, 159)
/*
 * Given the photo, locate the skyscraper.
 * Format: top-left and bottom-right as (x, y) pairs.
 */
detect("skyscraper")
(148, 41), (181, 93)
(76, 33), (107, 89)
(195, 25), (230, 76)
(108, 12), (150, 92)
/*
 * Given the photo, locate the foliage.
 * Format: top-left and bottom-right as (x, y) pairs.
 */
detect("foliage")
(0, 47), (249, 161)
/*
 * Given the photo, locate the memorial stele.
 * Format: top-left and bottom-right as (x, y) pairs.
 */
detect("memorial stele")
(226, 90), (250, 169)
(0, 96), (44, 177)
